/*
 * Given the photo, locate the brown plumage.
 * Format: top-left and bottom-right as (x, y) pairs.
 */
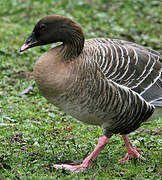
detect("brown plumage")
(20, 15), (162, 172)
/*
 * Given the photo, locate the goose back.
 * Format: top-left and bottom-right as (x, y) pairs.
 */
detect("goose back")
(84, 38), (162, 107)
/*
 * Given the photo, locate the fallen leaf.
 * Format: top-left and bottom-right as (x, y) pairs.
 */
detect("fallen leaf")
(19, 85), (33, 95)
(69, 126), (73, 131)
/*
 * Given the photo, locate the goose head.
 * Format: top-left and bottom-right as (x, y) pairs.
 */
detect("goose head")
(20, 15), (85, 59)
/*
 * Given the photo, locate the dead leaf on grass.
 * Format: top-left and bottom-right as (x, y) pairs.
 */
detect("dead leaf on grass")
(19, 85), (33, 95)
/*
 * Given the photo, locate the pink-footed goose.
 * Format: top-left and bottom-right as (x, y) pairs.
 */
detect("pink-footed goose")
(20, 15), (162, 172)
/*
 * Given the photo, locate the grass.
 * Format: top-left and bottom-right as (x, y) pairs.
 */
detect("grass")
(0, 0), (162, 179)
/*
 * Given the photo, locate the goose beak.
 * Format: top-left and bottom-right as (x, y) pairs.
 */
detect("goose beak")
(20, 32), (39, 52)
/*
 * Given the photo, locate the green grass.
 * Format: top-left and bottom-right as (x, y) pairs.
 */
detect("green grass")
(0, 0), (162, 179)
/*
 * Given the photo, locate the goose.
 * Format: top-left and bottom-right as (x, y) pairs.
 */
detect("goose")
(20, 15), (162, 172)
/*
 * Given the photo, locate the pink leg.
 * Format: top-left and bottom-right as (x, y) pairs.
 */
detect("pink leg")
(54, 136), (110, 172)
(119, 135), (142, 162)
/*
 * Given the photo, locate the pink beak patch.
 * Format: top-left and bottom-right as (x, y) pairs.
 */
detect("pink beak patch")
(20, 44), (29, 52)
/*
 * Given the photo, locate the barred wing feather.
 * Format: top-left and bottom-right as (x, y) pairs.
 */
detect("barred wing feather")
(86, 38), (162, 107)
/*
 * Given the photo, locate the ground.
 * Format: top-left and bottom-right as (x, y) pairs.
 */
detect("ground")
(0, 0), (162, 179)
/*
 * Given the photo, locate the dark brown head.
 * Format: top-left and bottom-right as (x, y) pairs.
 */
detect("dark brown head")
(20, 15), (85, 59)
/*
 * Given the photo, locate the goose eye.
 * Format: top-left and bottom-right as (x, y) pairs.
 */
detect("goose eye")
(40, 24), (47, 31)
